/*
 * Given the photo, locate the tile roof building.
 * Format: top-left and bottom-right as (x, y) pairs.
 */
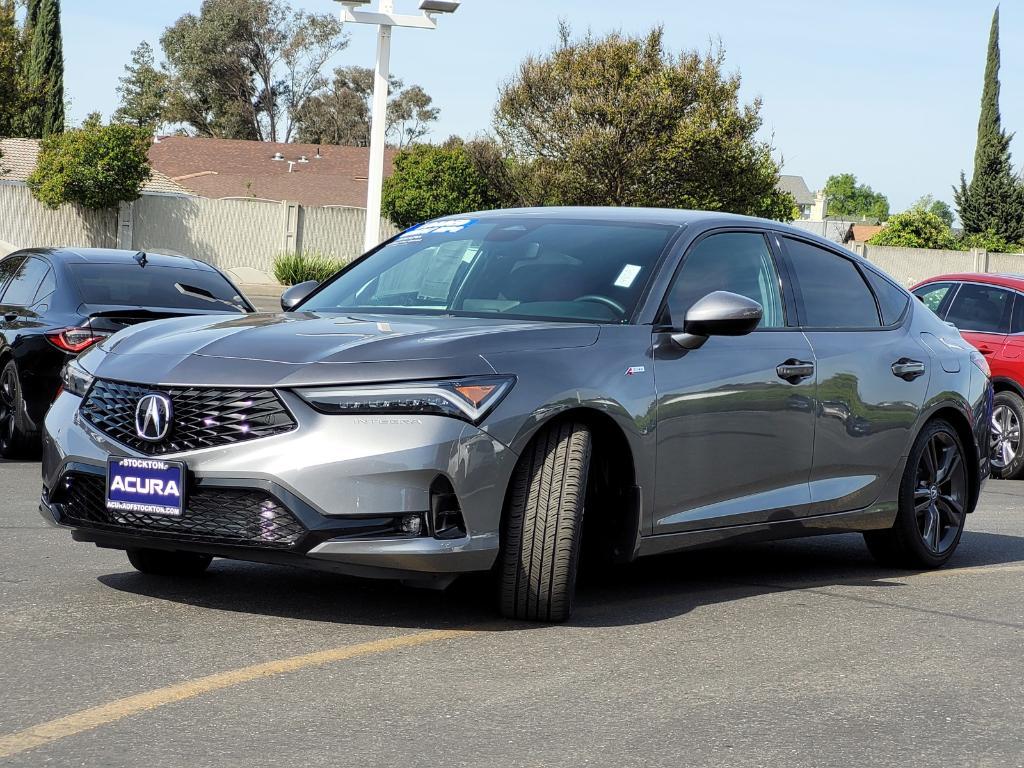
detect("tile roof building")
(148, 136), (396, 208)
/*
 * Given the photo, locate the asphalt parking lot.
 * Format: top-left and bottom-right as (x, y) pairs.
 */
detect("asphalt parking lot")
(2, 459), (1023, 767)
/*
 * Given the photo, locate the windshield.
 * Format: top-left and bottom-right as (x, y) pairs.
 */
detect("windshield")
(300, 217), (679, 323)
(68, 264), (250, 313)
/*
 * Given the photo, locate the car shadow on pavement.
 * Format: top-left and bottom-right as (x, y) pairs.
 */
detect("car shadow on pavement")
(98, 530), (1024, 631)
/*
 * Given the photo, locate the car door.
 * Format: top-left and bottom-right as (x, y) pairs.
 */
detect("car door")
(779, 236), (929, 514)
(652, 230), (817, 534)
(0, 254), (27, 349)
(941, 282), (1013, 362)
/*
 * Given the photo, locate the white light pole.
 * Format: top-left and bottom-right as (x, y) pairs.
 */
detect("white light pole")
(336, 0), (461, 252)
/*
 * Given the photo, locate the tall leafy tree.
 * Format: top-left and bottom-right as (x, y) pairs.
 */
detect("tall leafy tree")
(493, 24), (794, 219)
(911, 194), (954, 227)
(0, 0), (27, 138)
(822, 173), (889, 221)
(160, 0), (346, 142)
(293, 65), (438, 147)
(113, 42), (168, 130)
(22, 0), (64, 137)
(954, 7), (1024, 243)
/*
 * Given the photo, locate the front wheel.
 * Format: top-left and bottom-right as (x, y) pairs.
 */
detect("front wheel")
(864, 419), (969, 568)
(991, 390), (1024, 479)
(499, 422), (592, 622)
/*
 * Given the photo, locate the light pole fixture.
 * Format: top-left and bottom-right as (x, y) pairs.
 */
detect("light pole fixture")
(335, 0), (461, 252)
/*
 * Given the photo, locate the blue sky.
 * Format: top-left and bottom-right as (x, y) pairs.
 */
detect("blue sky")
(61, 1), (1019, 213)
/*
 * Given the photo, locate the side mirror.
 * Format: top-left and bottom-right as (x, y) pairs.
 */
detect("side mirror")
(670, 291), (763, 350)
(280, 280), (319, 312)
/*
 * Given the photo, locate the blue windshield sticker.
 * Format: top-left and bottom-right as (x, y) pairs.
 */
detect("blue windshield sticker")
(398, 218), (476, 241)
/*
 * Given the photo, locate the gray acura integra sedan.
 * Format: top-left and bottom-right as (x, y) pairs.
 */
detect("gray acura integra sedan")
(41, 208), (992, 622)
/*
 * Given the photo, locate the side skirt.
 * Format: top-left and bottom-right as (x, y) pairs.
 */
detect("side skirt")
(636, 502), (897, 559)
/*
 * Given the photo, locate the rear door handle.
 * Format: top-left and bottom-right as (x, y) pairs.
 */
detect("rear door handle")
(2, 313), (16, 322)
(978, 347), (995, 356)
(777, 359), (815, 384)
(891, 358), (926, 381)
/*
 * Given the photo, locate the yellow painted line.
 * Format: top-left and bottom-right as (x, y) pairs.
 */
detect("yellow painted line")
(0, 627), (474, 759)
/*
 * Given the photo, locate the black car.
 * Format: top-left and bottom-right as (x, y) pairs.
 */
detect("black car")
(0, 248), (254, 458)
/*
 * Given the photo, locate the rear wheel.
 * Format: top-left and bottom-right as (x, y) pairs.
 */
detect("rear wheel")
(127, 548), (213, 577)
(991, 390), (1024, 479)
(0, 360), (37, 459)
(499, 422), (592, 622)
(864, 419), (969, 568)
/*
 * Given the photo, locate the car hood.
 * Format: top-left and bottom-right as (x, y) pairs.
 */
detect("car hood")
(89, 311), (601, 387)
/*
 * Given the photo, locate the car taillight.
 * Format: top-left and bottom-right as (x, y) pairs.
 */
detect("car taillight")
(970, 350), (991, 378)
(45, 327), (109, 353)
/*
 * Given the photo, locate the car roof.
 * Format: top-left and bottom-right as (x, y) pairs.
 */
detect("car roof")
(456, 206), (855, 253)
(912, 272), (1024, 292)
(18, 247), (218, 272)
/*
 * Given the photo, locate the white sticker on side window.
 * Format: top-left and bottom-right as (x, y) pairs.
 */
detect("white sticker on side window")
(614, 264), (642, 288)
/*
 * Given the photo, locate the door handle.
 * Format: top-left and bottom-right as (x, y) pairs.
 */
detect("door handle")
(776, 359), (815, 384)
(2, 313), (16, 322)
(891, 358), (926, 381)
(978, 347), (995, 356)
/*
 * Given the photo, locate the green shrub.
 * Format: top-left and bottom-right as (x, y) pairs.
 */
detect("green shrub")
(272, 251), (346, 285)
(959, 230), (1023, 253)
(28, 121), (152, 210)
(867, 210), (958, 249)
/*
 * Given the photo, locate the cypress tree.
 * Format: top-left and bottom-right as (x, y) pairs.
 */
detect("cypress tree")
(954, 6), (1024, 243)
(22, 0), (63, 137)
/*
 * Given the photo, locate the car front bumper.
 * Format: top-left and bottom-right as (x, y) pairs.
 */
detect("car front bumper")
(41, 389), (517, 581)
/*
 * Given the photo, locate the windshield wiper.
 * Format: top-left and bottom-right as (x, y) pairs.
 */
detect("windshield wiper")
(175, 283), (245, 311)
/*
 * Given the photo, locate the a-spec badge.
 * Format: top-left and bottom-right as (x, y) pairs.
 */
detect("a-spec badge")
(625, 366), (646, 376)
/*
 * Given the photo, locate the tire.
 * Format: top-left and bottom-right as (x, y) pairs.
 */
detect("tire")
(499, 421), (592, 622)
(127, 548), (213, 577)
(864, 419), (969, 569)
(991, 390), (1024, 480)
(0, 359), (38, 459)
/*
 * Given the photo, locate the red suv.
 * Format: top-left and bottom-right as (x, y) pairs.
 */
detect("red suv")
(912, 273), (1023, 478)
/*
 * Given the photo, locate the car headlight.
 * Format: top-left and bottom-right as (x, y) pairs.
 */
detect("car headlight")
(295, 376), (516, 424)
(60, 359), (94, 398)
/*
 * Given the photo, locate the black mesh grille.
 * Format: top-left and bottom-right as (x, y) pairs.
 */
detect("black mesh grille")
(57, 473), (306, 549)
(80, 380), (296, 455)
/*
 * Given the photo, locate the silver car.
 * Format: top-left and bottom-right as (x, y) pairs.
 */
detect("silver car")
(41, 208), (992, 622)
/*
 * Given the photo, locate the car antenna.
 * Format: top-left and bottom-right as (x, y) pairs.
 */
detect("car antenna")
(134, 251), (148, 267)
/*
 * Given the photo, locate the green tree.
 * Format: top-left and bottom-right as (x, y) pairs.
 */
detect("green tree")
(911, 194), (954, 227)
(492, 25), (794, 219)
(293, 65), (438, 147)
(822, 173), (889, 221)
(113, 42), (168, 130)
(28, 120), (152, 210)
(160, 0), (346, 142)
(21, 0), (63, 137)
(0, 0), (27, 137)
(382, 139), (501, 228)
(954, 7), (1024, 243)
(867, 210), (957, 249)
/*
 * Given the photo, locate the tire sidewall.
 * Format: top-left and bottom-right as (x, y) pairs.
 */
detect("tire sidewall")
(992, 390), (1024, 479)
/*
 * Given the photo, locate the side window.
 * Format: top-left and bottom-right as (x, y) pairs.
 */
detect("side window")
(1, 257), (49, 306)
(863, 268), (910, 325)
(0, 255), (25, 300)
(782, 238), (880, 328)
(912, 282), (954, 316)
(944, 283), (1013, 334)
(33, 268), (56, 305)
(1012, 294), (1024, 334)
(666, 232), (784, 328)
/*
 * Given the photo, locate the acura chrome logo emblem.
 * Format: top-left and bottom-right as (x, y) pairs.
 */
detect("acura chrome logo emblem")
(136, 393), (173, 442)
